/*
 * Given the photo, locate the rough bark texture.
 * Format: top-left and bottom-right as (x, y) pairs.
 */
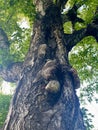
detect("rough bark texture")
(0, 28), (23, 83)
(3, 2), (86, 130)
(0, 62), (23, 82)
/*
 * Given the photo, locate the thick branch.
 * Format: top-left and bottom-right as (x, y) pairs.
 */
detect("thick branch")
(33, 0), (53, 16)
(64, 5), (98, 52)
(56, 0), (68, 10)
(86, 23), (98, 42)
(0, 62), (23, 82)
(65, 28), (86, 52)
(65, 21), (98, 52)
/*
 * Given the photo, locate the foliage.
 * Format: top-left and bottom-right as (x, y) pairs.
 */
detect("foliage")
(63, 0), (98, 30)
(9, 28), (31, 62)
(69, 36), (98, 102)
(81, 107), (94, 130)
(0, 0), (35, 64)
(63, 21), (73, 34)
(0, 0), (98, 129)
(69, 36), (98, 129)
(69, 36), (98, 83)
(0, 94), (12, 128)
(64, 1), (98, 129)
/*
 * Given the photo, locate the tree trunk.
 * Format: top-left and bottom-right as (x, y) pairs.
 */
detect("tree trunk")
(4, 3), (86, 130)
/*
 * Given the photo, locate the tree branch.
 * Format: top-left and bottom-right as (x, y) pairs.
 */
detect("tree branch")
(0, 62), (23, 83)
(65, 19), (98, 52)
(64, 5), (98, 52)
(0, 28), (23, 82)
(86, 23), (98, 42)
(56, 0), (68, 10)
(65, 28), (86, 52)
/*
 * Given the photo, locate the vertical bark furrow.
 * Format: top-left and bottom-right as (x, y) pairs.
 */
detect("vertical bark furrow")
(4, 3), (86, 130)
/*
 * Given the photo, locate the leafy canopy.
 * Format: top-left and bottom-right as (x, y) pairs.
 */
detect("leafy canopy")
(0, 0), (98, 129)
(0, 0), (35, 64)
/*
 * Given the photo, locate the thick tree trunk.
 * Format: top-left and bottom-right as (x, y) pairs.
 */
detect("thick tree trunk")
(4, 3), (86, 130)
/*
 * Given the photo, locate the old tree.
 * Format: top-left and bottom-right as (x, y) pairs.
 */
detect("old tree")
(0, 0), (98, 129)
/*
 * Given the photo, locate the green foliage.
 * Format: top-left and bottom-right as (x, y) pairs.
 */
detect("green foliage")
(0, 0), (98, 129)
(0, 0), (36, 65)
(0, 48), (14, 66)
(53, 0), (56, 4)
(63, 0), (98, 30)
(77, 0), (98, 24)
(74, 22), (86, 30)
(0, 94), (12, 128)
(63, 21), (73, 34)
(81, 107), (94, 130)
(0, 0), (35, 30)
(10, 28), (31, 62)
(69, 36), (98, 83)
(69, 36), (98, 129)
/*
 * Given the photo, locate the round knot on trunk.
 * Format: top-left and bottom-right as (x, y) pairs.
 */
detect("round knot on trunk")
(41, 59), (58, 80)
(45, 80), (60, 93)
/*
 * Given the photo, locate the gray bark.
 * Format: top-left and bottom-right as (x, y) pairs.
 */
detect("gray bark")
(3, 2), (86, 130)
(0, 62), (23, 82)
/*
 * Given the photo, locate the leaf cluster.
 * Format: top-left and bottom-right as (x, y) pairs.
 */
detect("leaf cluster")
(0, 94), (12, 128)
(81, 107), (94, 130)
(62, 0), (98, 31)
(0, 0), (36, 65)
(69, 36), (98, 82)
